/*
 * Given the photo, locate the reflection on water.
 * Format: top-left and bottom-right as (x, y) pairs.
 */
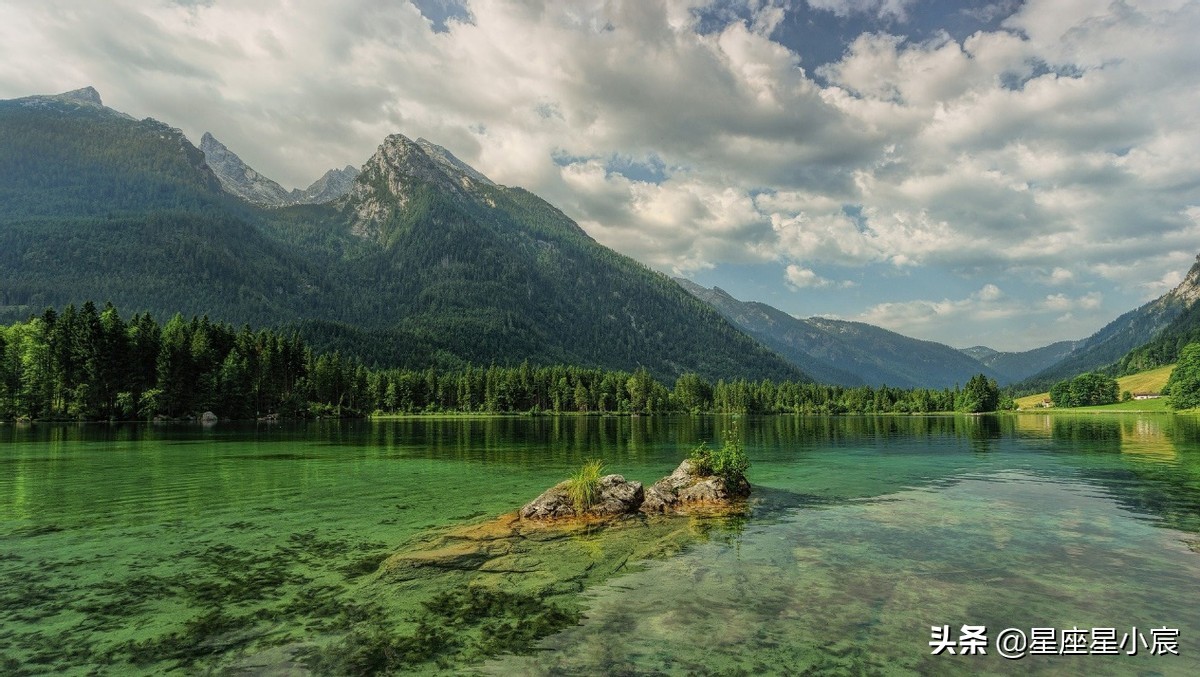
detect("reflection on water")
(1, 414), (1198, 675)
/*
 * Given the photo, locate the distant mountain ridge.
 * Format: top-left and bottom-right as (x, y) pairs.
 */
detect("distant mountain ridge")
(0, 87), (804, 383)
(199, 132), (359, 207)
(1113, 255), (1200, 373)
(958, 341), (1080, 384)
(1013, 256), (1200, 392)
(677, 279), (1005, 389)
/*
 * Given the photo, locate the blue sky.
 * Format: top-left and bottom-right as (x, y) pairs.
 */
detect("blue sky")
(2, 0), (1198, 351)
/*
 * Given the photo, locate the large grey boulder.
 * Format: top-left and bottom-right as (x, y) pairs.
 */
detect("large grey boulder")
(519, 474), (644, 520)
(640, 459), (750, 514)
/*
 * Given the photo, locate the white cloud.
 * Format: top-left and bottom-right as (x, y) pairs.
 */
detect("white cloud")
(806, 0), (916, 22)
(857, 285), (1015, 331)
(1, 0), (1199, 348)
(1048, 267), (1074, 285)
(854, 283), (1113, 348)
(977, 283), (1003, 302)
(1041, 291), (1101, 311)
(784, 264), (855, 289)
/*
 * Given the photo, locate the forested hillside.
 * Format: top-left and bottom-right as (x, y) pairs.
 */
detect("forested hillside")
(0, 302), (995, 421)
(0, 89), (803, 383)
(1016, 255), (1200, 392)
(958, 341), (1079, 384)
(1118, 257), (1200, 373)
(677, 279), (1004, 388)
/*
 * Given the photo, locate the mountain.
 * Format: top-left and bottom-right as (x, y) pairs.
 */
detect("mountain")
(199, 132), (358, 207)
(1014, 256), (1200, 392)
(296, 165), (359, 204)
(199, 132), (294, 206)
(958, 341), (1079, 384)
(0, 88), (804, 383)
(0, 89), (332, 324)
(674, 282), (863, 386)
(677, 280), (1004, 389)
(959, 346), (998, 361)
(294, 133), (806, 380)
(1116, 256), (1200, 373)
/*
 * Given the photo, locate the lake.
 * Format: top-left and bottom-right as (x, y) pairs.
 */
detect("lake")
(1, 414), (1198, 675)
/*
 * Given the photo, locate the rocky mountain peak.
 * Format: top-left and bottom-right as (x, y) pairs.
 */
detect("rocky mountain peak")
(415, 137), (495, 188)
(1166, 254), (1200, 307)
(59, 86), (103, 106)
(12, 86), (133, 119)
(297, 165), (361, 204)
(199, 131), (293, 207)
(199, 131), (223, 154)
(343, 133), (494, 241)
(199, 132), (357, 207)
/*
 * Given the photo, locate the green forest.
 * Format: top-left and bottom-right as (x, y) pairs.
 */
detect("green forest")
(0, 96), (802, 384)
(0, 303), (1007, 421)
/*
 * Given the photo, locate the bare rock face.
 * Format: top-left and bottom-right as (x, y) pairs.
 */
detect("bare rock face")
(297, 165), (359, 204)
(589, 474), (645, 516)
(519, 474), (644, 520)
(640, 459), (750, 514)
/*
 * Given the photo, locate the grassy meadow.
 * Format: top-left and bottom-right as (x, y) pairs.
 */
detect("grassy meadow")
(1015, 364), (1175, 411)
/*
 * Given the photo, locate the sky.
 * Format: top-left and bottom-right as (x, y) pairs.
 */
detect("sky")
(2, 0), (1199, 352)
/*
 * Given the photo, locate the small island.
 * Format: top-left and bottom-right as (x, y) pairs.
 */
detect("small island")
(520, 429), (752, 521)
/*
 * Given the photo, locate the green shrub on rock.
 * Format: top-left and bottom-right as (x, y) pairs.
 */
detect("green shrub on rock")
(565, 459), (604, 512)
(688, 426), (749, 483)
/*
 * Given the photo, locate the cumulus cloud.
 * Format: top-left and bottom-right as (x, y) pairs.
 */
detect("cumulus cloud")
(806, 0), (916, 22)
(1041, 292), (1102, 313)
(1048, 267), (1074, 285)
(784, 264), (855, 289)
(0, 0), (1198, 349)
(857, 284), (1112, 348)
(858, 284), (1018, 332)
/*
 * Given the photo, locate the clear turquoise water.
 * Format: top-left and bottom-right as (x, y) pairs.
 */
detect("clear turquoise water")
(1, 414), (1199, 674)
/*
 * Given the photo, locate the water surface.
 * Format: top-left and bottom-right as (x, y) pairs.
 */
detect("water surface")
(1, 414), (1198, 674)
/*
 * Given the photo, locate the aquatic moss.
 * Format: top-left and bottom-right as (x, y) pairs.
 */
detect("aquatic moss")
(339, 551), (392, 579)
(111, 608), (259, 668)
(301, 586), (581, 674)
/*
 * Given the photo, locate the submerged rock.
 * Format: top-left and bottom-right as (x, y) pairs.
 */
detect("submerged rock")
(640, 459), (750, 514)
(519, 474), (644, 520)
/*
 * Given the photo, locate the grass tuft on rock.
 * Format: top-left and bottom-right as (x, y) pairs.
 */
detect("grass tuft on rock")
(565, 459), (605, 512)
(689, 425), (749, 483)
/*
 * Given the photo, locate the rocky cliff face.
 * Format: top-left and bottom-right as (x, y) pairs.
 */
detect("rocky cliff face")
(296, 165), (359, 204)
(199, 132), (294, 207)
(1163, 255), (1200, 308)
(200, 132), (359, 207)
(14, 86), (134, 121)
(57, 86), (103, 106)
(339, 133), (497, 243)
(416, 137), (494, 188)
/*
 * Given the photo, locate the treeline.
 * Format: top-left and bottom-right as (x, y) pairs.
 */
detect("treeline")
(0, 303), (1010, 421)
(1048, 372), (1120, 408)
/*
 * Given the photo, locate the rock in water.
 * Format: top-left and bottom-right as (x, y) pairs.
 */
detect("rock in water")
(640, 459), (750, 514)
(519, 474), (644, 520)
(589, 474), (645, 516)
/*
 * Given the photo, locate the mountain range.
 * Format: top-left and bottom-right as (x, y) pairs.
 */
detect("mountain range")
(4, 87), (1200, 390)
(199, 132), (359, 207)
(676, 280), (1007, 388)
(0, 87), (802, 383)
(1007, 255), (1200, 392)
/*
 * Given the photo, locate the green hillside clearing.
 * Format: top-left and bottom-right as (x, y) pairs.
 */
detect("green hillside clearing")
(1015, 364), (1175, 410)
